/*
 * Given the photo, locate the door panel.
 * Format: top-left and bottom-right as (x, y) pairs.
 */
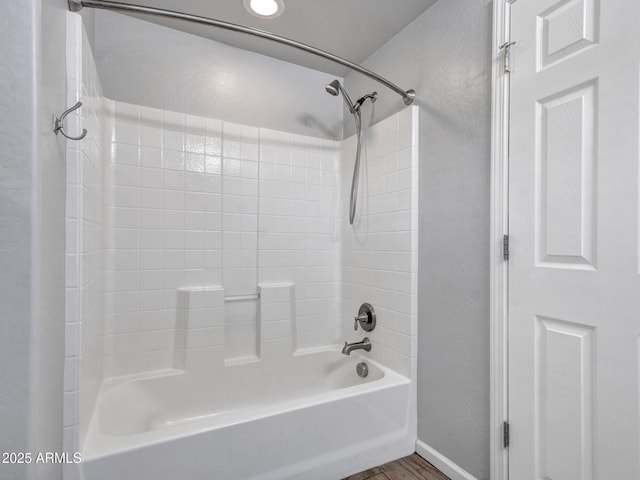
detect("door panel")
(537, 0), (598, 70)
(535, 80), (597, 268)
(535, 316), (595, 480)
(508, 0), (640, 478)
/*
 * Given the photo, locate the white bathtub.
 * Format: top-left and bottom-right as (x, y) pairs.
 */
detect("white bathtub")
(77, 347), (414, 480)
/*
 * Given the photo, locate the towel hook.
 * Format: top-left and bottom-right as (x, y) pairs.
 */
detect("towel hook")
(53, 101), (87, 140)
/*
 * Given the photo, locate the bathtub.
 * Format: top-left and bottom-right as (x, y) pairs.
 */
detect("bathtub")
(77, 347), (414, 480)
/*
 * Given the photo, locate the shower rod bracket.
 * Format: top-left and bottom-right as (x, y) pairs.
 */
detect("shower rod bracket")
(67, 0), (416, 105)
(403, 89), (416, 106)
(69, 0), (83, 12)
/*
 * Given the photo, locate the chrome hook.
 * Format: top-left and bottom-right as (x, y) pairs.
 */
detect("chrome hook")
(53, 101), (87, 140)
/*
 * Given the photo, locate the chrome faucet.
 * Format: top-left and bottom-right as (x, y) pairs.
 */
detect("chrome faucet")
(341, 337), (372, 355)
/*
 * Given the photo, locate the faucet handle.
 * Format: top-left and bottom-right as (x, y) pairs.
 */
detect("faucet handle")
(354, 314), (367, 330)
(354, 303), (376, 332)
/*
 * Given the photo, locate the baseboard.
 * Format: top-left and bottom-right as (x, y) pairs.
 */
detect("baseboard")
(415, 440), (478, 480)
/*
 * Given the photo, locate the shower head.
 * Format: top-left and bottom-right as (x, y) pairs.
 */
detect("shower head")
(324, 82), (377, 225)
(325, 79), (356, 114)
(355, 92), (378, 110)
(325, 80), (340, 96)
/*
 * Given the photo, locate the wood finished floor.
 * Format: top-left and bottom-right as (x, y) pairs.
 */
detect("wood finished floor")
(342, 453), (449, 480)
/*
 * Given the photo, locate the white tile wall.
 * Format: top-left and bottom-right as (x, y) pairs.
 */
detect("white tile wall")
(259, 283), (296, 358)
(104, 104), (342, 374)
(103, 104), (226, 375)
(340, 107), (419, 378)
(224, 299), (259, 361)
(258, 129), (342, 349)
(175, 286), (225, 372)
(222, 122), (260, 361)
(64, 13), (107, 452)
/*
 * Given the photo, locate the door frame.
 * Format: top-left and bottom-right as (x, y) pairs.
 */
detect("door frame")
(490, 1), (514, 479)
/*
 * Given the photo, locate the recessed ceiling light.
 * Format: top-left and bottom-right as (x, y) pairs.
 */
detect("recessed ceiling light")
(243, 0), (285, 18)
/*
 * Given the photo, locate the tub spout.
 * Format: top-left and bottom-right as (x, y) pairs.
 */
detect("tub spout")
(341, 337), (371, 355)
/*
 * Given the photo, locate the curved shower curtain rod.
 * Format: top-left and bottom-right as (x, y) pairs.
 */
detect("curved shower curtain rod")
(68, 0), (416, 105)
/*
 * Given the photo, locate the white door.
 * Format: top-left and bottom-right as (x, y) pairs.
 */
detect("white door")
(508, 0), (640, 478)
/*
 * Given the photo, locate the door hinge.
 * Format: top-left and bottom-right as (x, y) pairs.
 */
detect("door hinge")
(499, 40), (516, 73)
(503, 421), (510, 448)
(503, 234), (509, 261)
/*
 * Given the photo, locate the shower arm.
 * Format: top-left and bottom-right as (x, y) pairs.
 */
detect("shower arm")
(68, 0), (416, 106)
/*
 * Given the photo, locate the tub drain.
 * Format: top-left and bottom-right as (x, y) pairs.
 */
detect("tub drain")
(356, 362), (369, 378)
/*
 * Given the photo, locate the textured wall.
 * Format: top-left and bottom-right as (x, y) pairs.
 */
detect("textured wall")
(0, 3), (37, 478)
(344, 0), (493, 478)
(0, 0), (67, 479)
(93, 11), (343, 140)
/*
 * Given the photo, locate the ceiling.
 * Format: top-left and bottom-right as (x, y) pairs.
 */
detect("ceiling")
(116, 0), (438, 76)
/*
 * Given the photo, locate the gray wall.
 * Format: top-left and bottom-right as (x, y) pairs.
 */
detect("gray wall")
(94, 11), (342, 139)
(80, 8), (96, 50)
(344, 1), (492, 478)
(0, 0), (67, 479)
(0, 3), (36, 477)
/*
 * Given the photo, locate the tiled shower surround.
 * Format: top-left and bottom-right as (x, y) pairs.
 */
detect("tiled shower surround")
(64, 13), (417, 454)
(341, 108), (418, 377)
(104, 104), (342, 375)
